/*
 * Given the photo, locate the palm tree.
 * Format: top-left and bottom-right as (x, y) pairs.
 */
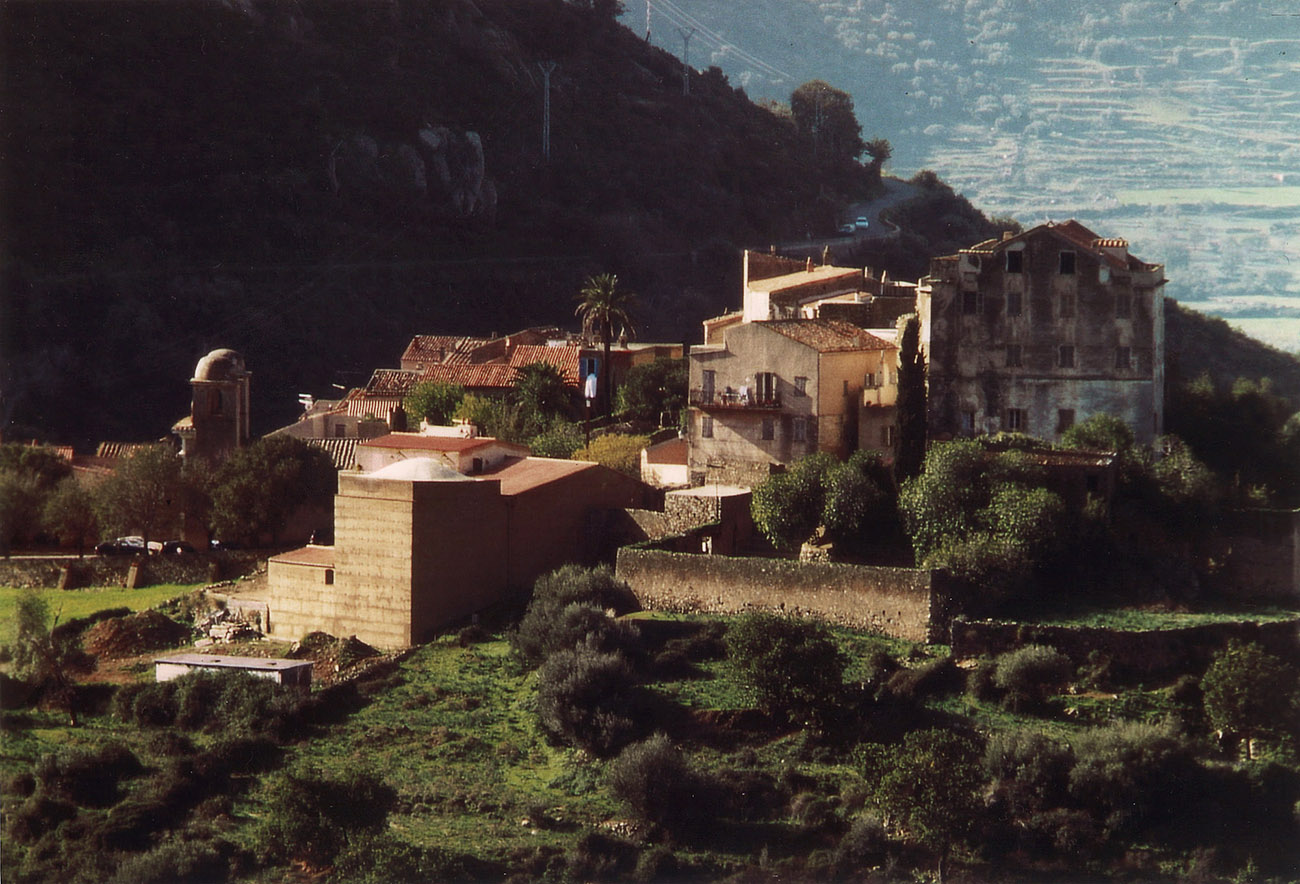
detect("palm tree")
(575, 273), (637, 416)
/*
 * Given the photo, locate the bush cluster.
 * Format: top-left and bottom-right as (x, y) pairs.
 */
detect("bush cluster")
(113, 670), (316, 741)
(969, 644), (1072, 712)
(724, 613), (846, 725)
(511, 564), (640, 666)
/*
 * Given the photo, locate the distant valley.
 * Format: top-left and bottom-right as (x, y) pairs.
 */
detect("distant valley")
(629, 0), (1300, 351)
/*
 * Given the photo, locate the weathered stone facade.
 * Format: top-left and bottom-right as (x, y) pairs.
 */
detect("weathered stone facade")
(920, 221), (1165, 444)
(616, 548), (954, 643)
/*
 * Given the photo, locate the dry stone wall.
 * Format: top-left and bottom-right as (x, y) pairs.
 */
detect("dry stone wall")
(616, 548), (950, 643)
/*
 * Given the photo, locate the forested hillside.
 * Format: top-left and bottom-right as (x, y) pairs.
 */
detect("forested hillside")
(1, 0), (896, 447)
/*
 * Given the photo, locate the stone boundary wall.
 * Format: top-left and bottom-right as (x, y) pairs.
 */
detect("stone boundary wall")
(0, 552), (267, 589)
(951, 617), (1300, 681)
(616, 548), (950, 643)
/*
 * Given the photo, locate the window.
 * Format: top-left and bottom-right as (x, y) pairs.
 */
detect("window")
(881, 425), (897, 447)
(962, 291), (981, 315)
(1116, 293), (1132, 319)
(324, 569), (334, 586)
(702, 369), (715, 400)
(1006, 250), (1023, 273)
(961, 410), (976, 434)
(1006, 290), (1022, 316)
(1057, 409), (1075, 433)
(1059, 293), (1075, 318)
(1059, 251), (1076, 274)
(793, 417), (807, 442)
(334, 423), (346, 438)
(793, 376), (808, 397)
(1115, 346), (1131, 370)
(756, 371), (776, 404)
(1005, 344), (1022, 368)
(865, 372), (876, 388)
(700, 416), (713, 439)
(1006, 408), (1025, 431)
(761, 418), (774, 441)
(1058, 345), (1075, 368)
(471, 457), (483, 474)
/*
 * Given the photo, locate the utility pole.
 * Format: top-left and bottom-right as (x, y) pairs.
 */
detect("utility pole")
(677, 27), (695, 96)
(645, 0), (651, 41)
(539, 61), (556, 162)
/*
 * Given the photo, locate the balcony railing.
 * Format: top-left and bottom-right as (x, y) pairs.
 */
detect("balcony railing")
(689, 388), (781, 410)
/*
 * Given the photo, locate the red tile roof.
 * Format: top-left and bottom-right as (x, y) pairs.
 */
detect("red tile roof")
(401, 335), (491, 366)
(761, 319), (895, 352)
(419, 363), (519, 390)
(509, 345), (581, 385)
(364, 369), (420, 395)
(359, 433), (527, 455)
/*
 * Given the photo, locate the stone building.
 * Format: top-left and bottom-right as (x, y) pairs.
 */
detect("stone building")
(688, 250), (903, 486)
(173, 348), (251, 462)
(688, 319), (897, 486)
(919, 221), (1166, 444)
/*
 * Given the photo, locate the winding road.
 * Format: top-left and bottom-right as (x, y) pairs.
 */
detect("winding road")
(769, 176), (919, 260)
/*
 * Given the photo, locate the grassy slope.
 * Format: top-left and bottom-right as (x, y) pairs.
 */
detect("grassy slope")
(0, 584), (199, 646)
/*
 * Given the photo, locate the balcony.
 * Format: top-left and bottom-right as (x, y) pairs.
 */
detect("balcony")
(690, 388), (781, 410)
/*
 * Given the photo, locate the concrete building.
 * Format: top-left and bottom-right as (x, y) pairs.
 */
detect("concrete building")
(355, 432), (529, 475)
(919, 221), (1166, 444)
(264, 455), (653, 648)
(154, 653), (313, 687)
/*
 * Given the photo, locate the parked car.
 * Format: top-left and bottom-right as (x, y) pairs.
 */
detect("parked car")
(839, 222), (856, 234)
(160, 540), (196, 555)
(855, 216), (870, 229)
(95, 536), (146, 556)
(209, 539), (242, 551)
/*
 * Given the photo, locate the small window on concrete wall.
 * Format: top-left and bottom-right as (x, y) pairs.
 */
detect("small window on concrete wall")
(962, 291), (981, 315)
(1058, 345), (1075, 368)
(324, 569), (334, 585)
(793, 417), (807, 442)
(761, 418), (775, 440)
(1006, 408), (1026, 431)
(1006, 251), (1023, 273)
(1059, 251), (1076, 274)
(1057, 409), (1075, 433)
(961, 410), (976, 434)
(794, 376), (808, 396)
(701, 416), (713, 439)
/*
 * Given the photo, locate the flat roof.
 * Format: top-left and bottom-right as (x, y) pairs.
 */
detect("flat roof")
(479, 456), (599, 495)
(268, 544), (336, 567)
(154, 654), (313, 671)
(668, 484), (751, 498)
(359, 433), (525, 454)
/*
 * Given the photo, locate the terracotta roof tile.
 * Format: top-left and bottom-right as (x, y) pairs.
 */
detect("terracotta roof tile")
(359, 433), (529, 455)
(364, 369), (420, 395)
(419, 363), (518, 390)
(269, 545), (336, 567)
(509, 345), (581, 385)
(760, 319), (895, 352)
(305, 438), (358, 470)
(479, 456), (598, 495)
(401, 335), (491, 366)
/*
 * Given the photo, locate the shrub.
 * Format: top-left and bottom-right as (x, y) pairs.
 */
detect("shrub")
(607, 734), (712, 834)
(254, 769), (396, 867)
(881, 656), (963, 704)
(835, 813), (888, 872)
(7, 793), (76, 844)
(1068, 720), (1200, 837)
(573, 433), (650, 477)
(334, 832), (464, 884)
(633, 845), (680, 882)
(105, 835), (237, 884)
(984, 730), (1074, 818)
(511, 565), (639, 666)
(1201, 639), (1299, 759)
(725, 613), (846, 725)
(991, 644), (1072, 711)
(35, 743), (143, 808)
(536, 643), (644, 756)
(528, 420), (585, 459)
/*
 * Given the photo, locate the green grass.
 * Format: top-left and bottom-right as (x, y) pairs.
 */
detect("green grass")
(1031, 605), (1300, 631)
(0, 584), (200, 645)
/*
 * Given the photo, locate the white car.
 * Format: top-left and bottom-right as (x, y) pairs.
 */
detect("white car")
(839, 222), (856, 234)
(855, 216), (870, 229)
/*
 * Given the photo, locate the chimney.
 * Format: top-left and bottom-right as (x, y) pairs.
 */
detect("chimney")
(1002, 230), (1014, 241)
(805, 257), (813, 271)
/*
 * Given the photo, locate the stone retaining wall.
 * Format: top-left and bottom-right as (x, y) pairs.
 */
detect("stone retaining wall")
(951, 617), (1300, 681)
(615, 548), (951, 643)
(0, 552), (267, 589)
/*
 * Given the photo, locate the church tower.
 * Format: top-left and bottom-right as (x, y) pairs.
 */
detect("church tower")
(176, 349), (251, 462)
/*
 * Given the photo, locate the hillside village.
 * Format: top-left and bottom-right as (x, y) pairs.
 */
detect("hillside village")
(6, 200), (1300, 881)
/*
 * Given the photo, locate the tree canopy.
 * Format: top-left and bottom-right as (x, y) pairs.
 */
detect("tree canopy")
(403, 380), (465, 428)
(790, 80), (864, 162)
(209, 436), (336, 546)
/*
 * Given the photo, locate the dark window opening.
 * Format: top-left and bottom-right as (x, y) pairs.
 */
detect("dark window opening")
(1006, 251), (1023, 273)
(1115, 346), (1132, 370)
(1059, 345), (1075, 368)
(962, 291), (981, 314)
(1059, 251), (1076, 274)
(1006, 408), (1025, 431)
(761, 418), (774, 441)
(1057, 409), (1075, 433)
(324, 569), (334, 585)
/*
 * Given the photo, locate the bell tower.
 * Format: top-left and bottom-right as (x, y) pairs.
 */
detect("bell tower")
(177, 349), (251, 461)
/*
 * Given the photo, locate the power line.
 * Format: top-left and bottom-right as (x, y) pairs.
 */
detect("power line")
(650, 0), (793, 84)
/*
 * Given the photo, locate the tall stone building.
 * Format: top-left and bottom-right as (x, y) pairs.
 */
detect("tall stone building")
(918, 221), (1166, 444)
(174, 348), (252, 462)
